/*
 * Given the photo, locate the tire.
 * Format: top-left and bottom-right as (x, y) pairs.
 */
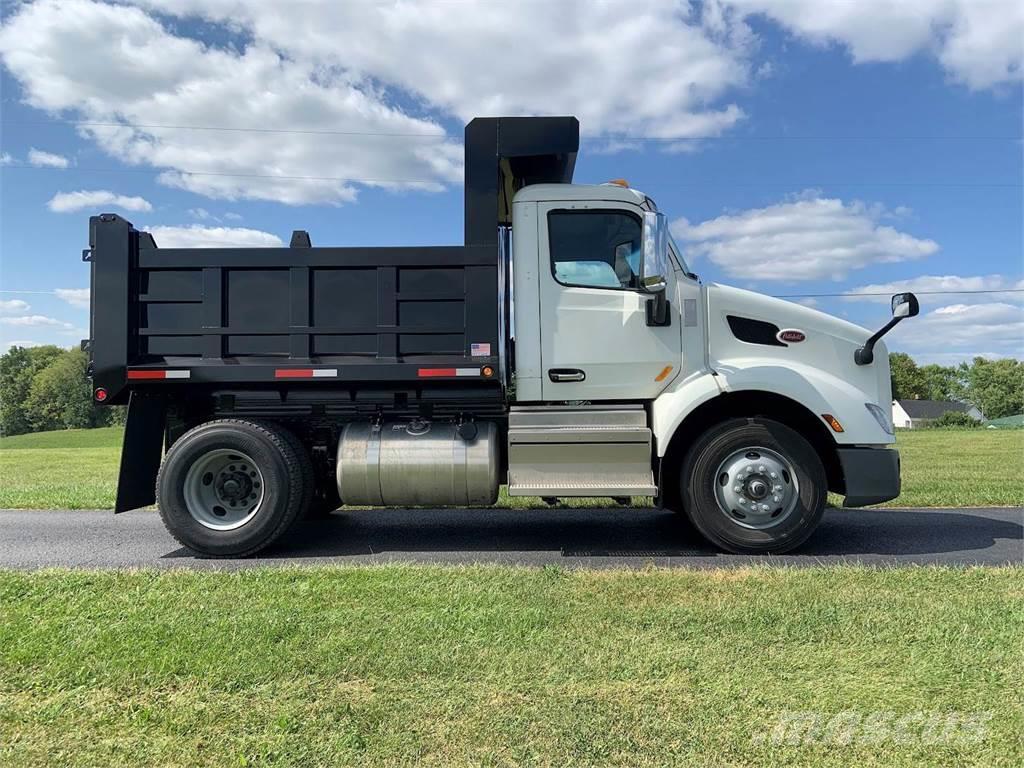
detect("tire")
(271, 423), (319, 519)
(156, 419), (306, 557)
(680, 418), (826, 554)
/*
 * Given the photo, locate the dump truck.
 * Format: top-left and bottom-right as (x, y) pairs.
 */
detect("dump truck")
(85, 116), (915, 557)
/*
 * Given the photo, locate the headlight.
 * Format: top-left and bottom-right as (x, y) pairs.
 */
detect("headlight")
(865, 403), (894, 435)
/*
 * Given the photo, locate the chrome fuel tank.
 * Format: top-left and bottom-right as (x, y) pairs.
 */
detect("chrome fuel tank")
(336, 419), (499, 506)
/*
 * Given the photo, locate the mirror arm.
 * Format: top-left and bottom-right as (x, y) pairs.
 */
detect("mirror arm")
(854, 316), (902, 365)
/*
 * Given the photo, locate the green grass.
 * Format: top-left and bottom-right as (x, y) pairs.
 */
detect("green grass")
(1, 426), (1021, 509)
(1, 565), (1021, 767)
(0, 427), (125, 509)
(889, 428), (1024, 507)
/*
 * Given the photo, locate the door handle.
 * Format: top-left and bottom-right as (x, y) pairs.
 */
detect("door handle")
(548, 368), (586, 382)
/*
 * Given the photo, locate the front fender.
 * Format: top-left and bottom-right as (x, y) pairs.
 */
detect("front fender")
(714, 360), (894, 445)
(651, 361), (894, 455)
(651, 371), (724, 456)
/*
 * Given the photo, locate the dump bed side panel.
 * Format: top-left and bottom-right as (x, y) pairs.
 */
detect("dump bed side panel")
(88, 215), (500, 403)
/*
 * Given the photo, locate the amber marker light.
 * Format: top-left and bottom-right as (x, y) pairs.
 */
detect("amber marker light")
(654, 365), (674, 382)
(481, 366), (494, 378)
(822, 413), (844, 433)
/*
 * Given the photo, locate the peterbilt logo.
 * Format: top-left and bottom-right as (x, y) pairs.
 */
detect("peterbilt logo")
(777, 328), (806, 343)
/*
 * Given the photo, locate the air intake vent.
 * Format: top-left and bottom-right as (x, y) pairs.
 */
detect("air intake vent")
(727, 315), (786, 347)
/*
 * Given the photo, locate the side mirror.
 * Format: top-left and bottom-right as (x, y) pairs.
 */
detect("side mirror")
(640, 211), (668, 294)
(891, 292), (919, 319)
(855, 291), (920, 365)
(641, 211), (671, 326)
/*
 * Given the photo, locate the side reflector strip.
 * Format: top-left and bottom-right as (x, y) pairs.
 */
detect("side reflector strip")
(127, 369), (190, 380)
(418, 367), (481, 378)
(275, 368), (338, 379)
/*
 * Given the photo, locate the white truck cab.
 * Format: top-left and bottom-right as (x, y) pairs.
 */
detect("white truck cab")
(506, 180), (906, 552)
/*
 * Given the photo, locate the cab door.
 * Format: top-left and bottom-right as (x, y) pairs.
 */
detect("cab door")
(538, 203), (682, 400)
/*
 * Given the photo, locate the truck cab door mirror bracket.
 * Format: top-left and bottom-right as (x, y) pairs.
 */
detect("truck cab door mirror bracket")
(646, 296), (671, 327)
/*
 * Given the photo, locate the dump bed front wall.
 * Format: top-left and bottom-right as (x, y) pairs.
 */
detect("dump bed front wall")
(88, 213), (501, 398)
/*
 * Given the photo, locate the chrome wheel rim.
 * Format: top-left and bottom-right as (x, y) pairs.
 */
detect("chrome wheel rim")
(713, 446), (799, 530)
(183, 449), (265, 530)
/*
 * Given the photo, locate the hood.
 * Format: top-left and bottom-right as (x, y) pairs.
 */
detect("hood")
(707, 283), (871, 344)
(703, 283), (893, 409)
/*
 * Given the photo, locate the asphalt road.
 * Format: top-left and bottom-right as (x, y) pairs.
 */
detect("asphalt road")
(0, 506), (1021, 570)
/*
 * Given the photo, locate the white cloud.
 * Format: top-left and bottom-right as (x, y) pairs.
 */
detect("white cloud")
(136, 0), (751, 138)
(909, 351), (1008, 366)
(0, 152), (14, 165)
(5, 340), (43, 350)
(2, 0), (1016, 214)
(0, 0), (466, 205)
(147, 225), (283, 248)
(0, 315), (73, 328)
(0, 0), (752, 205)
(0, 299), (31, 314)
(47, 189), (153, 213)
(188, 208), (213, 221)
(54, 288), (90, 309)
(888, 301), (1024, 360)
(27, 148), (69, 168)
(673, 192), (939, 281)
(845, 274), (1024, 303)
(727, 0), (1024, 90)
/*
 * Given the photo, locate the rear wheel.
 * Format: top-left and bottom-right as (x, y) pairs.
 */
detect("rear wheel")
(156, 419), (306, 557)
(681, 418), (826, 554)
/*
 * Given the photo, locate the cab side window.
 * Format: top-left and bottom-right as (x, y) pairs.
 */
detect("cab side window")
(548, 210), (642, 290)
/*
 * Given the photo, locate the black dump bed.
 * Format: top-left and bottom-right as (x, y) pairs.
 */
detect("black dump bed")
(87, 117), (578, 404)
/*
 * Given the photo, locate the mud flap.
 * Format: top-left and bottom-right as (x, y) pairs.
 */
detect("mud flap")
(114, 393), (166, 512)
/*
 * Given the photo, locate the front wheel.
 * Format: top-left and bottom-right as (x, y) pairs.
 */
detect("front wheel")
(680, 418), (826, 554)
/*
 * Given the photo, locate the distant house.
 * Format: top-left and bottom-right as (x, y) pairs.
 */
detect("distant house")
(892, 399), (984, 429)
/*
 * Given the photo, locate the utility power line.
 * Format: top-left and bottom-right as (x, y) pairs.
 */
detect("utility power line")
(777, 289), (1024, 298)
(5, 288), (1023, 298)
(3, 118), (1022, 142)
(2, 163), (1019, 188)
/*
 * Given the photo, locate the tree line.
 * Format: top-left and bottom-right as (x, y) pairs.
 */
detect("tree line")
(0, 346), (124, 436)
(0, 345), (1021, 436)
(888, 353), (1023, 421)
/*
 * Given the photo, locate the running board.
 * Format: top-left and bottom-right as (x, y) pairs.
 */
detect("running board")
(507, 405), (657, 497)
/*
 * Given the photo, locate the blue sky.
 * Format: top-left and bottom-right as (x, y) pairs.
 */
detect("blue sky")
(1, 0), (1021, 364)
